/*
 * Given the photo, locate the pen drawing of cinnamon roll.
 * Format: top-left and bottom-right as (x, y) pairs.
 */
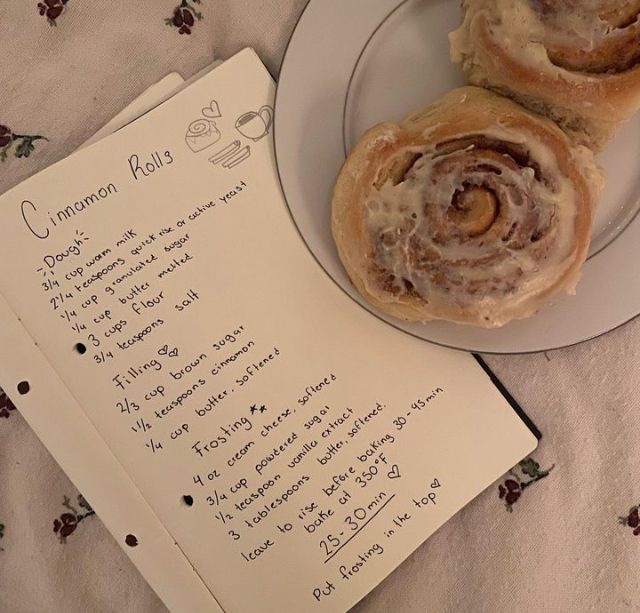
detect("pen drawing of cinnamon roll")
(185, 118), (221, 153)
(450, 0), (640, 151)
(331, 87), (603, 328)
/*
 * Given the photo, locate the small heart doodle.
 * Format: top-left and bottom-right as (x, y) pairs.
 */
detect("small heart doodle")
(387, 465), (401, 480)
(202, 100), (222, 119)
(158, 345), (179, 357)
(431, 478), (441, 489)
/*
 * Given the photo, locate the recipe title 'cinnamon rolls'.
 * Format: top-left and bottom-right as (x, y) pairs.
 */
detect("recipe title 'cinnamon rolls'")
(450, 0), (640, 151)
(332, 87), (603, 328)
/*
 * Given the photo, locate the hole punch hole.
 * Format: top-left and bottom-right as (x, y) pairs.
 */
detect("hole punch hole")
(74, 343), (87, 355)
(17, 381), (30, 395)
(125, 534), (139, 547)
(182, 495), (194, 507)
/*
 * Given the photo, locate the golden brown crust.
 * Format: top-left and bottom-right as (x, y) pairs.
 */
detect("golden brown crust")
(331, 87), (602, 328)
(450, 0), (640, 150)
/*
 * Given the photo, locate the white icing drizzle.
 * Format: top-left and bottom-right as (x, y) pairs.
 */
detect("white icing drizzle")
(363, 126), (580, 324)
(451, 0), (550, 74)
(535, 0), (640, 49)
(451, 0), (640, 74)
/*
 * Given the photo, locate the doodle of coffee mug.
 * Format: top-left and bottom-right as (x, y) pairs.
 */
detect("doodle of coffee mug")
(235, 106), (273, 141)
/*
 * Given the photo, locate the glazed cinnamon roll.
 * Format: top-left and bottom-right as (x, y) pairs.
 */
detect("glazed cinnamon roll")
(450, 0), (640, 151)
(331, 87), (603, 328)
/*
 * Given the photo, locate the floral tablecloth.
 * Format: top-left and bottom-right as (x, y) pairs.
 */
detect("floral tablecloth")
(1, 2), (639, 612)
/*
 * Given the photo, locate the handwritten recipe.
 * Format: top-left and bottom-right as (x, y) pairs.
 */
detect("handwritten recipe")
(0, 50), (537, 613)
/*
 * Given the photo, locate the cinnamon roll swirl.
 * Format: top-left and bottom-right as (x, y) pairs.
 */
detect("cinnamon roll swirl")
(331, 87), (603, 328)
(450, 0), (640, 151)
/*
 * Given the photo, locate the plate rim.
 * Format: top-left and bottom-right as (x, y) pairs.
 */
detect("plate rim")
(339, 1), (640, 262)
(274, 0), (640, 355)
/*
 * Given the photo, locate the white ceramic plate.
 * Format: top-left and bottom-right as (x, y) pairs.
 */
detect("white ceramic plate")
(274, 0), (640, 354)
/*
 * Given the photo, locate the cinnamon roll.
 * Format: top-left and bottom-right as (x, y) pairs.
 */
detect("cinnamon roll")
(450, 0), (640, 151)
(331, 87), (603, 328)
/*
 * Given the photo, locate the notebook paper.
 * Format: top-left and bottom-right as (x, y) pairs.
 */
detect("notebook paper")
(0, 49), (537, 612)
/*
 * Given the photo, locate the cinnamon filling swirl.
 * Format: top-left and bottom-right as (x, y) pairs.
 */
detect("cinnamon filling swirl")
(531, 0), (640, 74)
(365, 132), (566, 302)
